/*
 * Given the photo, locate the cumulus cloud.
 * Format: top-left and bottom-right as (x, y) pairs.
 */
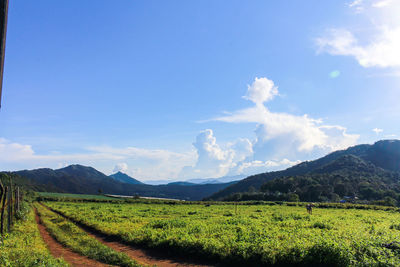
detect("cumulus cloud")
(316, 0), (400, 69)
(243, 77), (278, 105)
(214, 77), (359, 161)
(0, 138), (35, 161)
(230, 159), (301, 176)
(183, 77), (359, 179)
(372, 128), (383, 134)
(316, 28), (400, 68)
(113, 163), (128, 173)
(179, 129), (254, 178)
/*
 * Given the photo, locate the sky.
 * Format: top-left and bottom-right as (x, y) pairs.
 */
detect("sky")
(0, 0), (400, 181)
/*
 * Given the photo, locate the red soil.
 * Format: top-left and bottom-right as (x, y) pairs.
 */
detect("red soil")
(35, 210), (113, 267)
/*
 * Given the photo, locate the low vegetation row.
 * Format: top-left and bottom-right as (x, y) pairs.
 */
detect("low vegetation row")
(35, 203), (141, 267)
(0, 205), (68, 266)
(45, 200), (400, 266)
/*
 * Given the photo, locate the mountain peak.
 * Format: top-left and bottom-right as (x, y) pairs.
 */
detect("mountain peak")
(109, 171), (144, 185)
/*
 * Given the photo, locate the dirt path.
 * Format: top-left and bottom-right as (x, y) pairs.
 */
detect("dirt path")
(41, 203), (216, 267)
(86, 229), (211, 267)
(35, 210), (112, 267)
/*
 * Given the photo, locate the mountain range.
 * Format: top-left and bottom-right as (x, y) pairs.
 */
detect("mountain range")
(1, 139), (400, 203)
(207, 140), (400, 201)
(1, 165), (236, 201)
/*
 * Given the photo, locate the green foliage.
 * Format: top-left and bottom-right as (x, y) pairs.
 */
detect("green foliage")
(35, 203), (140, 267)
(224, 155), (400, 203)
(44, 200), (400, 266)
(0, 206), (68, 267)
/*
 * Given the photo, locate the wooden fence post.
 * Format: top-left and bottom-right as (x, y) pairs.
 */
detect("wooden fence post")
(16, 186), (19, 212)
(0, 186), (6, 235)
(0, 180), (3, 236)
(7, 185), (11, 232)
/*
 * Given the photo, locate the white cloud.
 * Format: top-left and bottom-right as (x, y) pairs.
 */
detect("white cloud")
(0, 138), (35, 161)
(243, 77), (278, 105)
(372, 128), (383, 134)
(348, 0), (365, 12)
(179, 129), (251, 178)
(113, 163), (128, 173)
(214, 78), (358, 158)
(316, 0), (400, 69)
(0, 138), (195, 180)
(349, 0), (363, 7)
(372, 0), (393, 8)
(317, 28), (400, 68)
(0, 76), (361, 181)
(212, 77), (359, 162)
(229, 159), (301, 177)
(183, 77), (359, 179)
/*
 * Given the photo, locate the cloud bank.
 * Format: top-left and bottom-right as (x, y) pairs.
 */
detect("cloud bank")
(316, 0), (400, 69)
(0, 78), (359, 180)
(181, 77), (359, 178)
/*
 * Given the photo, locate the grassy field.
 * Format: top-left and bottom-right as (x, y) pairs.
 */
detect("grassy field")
(44, 201), (400, 266)
(36, 192), (116, 200)
(0, 205), (68, 267)
(35, 203), (140, 267)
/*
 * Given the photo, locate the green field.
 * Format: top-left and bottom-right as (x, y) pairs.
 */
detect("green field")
(0, 206), (68, 267)
(36, 192), (116, 200)
(44, 201), (400, 266)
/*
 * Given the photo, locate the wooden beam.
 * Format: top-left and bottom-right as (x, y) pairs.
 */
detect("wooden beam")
(0, 0), (9, 109)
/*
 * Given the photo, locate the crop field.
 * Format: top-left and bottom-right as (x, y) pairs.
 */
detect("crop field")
(36, 192), (116, 200)
(0, 206), (68, 266)
(44, 201), (400, 266)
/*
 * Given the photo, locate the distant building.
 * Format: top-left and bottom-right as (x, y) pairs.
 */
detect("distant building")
(340, 196), (359, 203)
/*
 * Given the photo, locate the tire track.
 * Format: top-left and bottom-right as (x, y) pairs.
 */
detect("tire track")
(35, 209), (112, 267)
(41, 203), (216, 267)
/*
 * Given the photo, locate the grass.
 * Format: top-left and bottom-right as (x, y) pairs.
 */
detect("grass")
(34, 203), (141, 267)
(45, 200), (400, 266)
(0, 204), (68, 267)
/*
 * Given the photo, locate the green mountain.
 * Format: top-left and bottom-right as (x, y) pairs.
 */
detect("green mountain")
(1, 164), (235, 201)
(207, 140), (400, 201)
(109, 171), (143, 185)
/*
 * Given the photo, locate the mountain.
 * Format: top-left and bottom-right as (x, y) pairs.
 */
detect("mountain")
(207, 140), (400, 201)
(257, 154), (400, 203)
(167, 181), (197, 186)
(109, 171), (143, 185)
(2, 164), (234, 201)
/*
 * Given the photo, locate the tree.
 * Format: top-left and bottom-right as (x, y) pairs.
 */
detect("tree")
(288, 193), (299, 202)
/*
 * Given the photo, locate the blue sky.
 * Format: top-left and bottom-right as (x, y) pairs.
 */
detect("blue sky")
(0, 0), (399, 181)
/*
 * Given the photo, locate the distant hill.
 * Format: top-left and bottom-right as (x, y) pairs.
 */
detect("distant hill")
(2, 164), (234, 201)
(109, 171), (143, 185)
(186, 175), (246, 184)
(167, 181), (197, 186)
(144, 175), (246, 185)
(207, 140), (400, 201)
